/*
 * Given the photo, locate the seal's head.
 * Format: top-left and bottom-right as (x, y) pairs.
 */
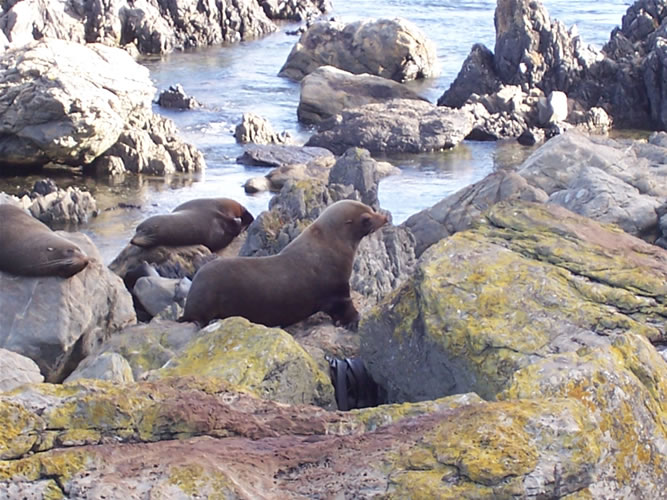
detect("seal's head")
(314, 200), (388, 246)
(35, 244), (89, 278)
(130, 217), (163, 247)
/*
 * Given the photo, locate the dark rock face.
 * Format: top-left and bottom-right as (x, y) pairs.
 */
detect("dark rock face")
(298, 65), (426, 124)
(438, 43), (500, 108)
(439, 0), (667, 135)
(156, 84), (200, 110)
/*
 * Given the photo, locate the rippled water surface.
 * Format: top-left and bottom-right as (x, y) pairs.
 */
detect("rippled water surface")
(0, 0), (631, 262)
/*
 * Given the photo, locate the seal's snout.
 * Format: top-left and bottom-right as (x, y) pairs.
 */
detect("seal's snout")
(370, 212), (389, 232)
(130, 233), (152, 247)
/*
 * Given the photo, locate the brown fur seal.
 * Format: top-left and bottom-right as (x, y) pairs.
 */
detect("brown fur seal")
(0, 204), (89, 278)
(180, 200), (388, 328)
(131, 198), (254, 252)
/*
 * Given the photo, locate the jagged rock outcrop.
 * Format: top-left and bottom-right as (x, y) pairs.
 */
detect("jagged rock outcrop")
(2, 179), (97, 226)
(234, 112), (292, 145)
(439, 0), (667, 137)
(279, 18), (438, 82)
(0, 0), (329, 55)
(156, 84), (201, 110)
(0, 39), (204, 174)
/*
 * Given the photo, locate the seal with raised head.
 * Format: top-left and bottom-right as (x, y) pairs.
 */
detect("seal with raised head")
(0, 204), (89, 278)
(131, 198), (254, 252)
(180, 199), (389, 328)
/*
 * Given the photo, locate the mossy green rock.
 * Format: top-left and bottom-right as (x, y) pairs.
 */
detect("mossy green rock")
(149, 317), (334, 407)
(361, 201), (667, 401)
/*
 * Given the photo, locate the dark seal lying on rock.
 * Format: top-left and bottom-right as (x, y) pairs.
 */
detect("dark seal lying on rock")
(0, 204), (89, 278)
(180, 200), (388, 328)
(131, 198), (254, 252)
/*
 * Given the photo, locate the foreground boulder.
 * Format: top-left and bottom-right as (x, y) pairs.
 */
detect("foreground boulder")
(306, 99), (474, 155)
(297, 65), (426, 124)
(72, 317), (333, 406)
(0, 39), (204, 174)
(0, 348), (664, 498)
(363, 201), (667, 402)
(147, 318), (334, 407)
(0, 233), (136, 382)
(279, 18), (438, 82)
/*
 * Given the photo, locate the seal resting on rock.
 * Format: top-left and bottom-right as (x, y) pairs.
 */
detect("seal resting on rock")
(180, 200), (388, 328)
(0, 204), (89, 278)
(131, 198), (254, 252)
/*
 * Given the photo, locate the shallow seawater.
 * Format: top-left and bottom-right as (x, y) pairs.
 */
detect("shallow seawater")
(0, 0), (631, 263)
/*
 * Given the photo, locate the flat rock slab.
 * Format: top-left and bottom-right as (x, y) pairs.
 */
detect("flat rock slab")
(236, 144), (334, 167)
(306, 99), (474, 155)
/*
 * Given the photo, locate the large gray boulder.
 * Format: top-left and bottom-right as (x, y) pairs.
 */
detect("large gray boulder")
(0, 348), (43, 392)
(0, 232), (136, 382)
(363, 201), (667, 402)
(517, 132), (666, 237)
(297, 65), (426, 124)
(306, 99), (474, 155)
(0, 38), (204, 174)
(0, 0), (329, 55)
(279, 18), (438, 82)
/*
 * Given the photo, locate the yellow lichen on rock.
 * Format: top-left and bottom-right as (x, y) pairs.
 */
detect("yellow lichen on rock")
(0, 448), (91, 483)
(150, 317), (334, 406)
(386, 398), (601, 498)
(168, 463), (237, 499)
(0, 401), (43, 460)
(500, 333), (667, 496)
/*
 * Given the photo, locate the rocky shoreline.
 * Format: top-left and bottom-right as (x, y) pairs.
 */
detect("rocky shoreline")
(0, 0), (666, 498)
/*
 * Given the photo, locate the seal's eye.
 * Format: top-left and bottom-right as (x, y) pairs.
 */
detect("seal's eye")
(47, 247), (54, 252)
(361, 214), (373, 228)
